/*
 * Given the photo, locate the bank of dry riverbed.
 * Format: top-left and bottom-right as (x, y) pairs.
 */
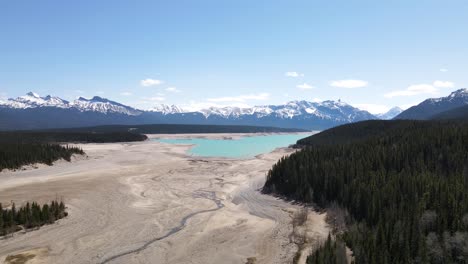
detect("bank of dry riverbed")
(0, 134), (328, 264)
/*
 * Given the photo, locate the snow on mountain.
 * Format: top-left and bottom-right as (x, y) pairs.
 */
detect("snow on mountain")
(377, 107), (403, 120)
(250, 105), (274, 117)
(0, 92), (376, 126)
(395, 88), (468, 120)
(73, 96), (142, 116)
(0, 93), (142, 116)
(436, 88), (468, 101)
(424, 88), (468, 105)
(186, 99), (374, 122)
(150, 104), (186, 114)
(198, 106), (254, 118)
(2, 92), (70, 109)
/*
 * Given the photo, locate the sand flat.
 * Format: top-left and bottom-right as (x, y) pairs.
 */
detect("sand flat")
(0, 134), (328, 264)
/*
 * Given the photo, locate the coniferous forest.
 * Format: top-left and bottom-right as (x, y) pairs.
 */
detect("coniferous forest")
(307, 234), (348, 264)
(0, 131), (148, 144)
(0, 200), (67, 236)
(263, 120), (468, 263)
(0, 143), (84, 172)
(0, 130), (148, 171)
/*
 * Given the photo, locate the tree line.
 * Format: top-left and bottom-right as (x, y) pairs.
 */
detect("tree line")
(0, 130), (150, 171)
(263, 120), (468, 263)
(307, 234), (348, 264)
(0, 131), (148, 144)
(0, 200), (67, 236)
(0, 143), (84, 171)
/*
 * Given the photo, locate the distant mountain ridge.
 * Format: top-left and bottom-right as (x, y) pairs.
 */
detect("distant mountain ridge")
(0, 92), (379, 130)
(376, 107), (403, 120)
(395, 88), (468, 120)
(1, 92), (142, 116)
(152, 100), (376, 121)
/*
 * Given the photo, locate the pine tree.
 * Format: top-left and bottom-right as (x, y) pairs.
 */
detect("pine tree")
(264, 120), (468, 263)
(0, 203), (4, 235)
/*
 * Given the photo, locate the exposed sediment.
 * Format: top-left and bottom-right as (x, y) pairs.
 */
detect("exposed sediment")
(0, 134), (328, 264)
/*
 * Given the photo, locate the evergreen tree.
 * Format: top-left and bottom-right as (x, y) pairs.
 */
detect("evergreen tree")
(0, 200), (67, 237)
(264, 120), (468, 263)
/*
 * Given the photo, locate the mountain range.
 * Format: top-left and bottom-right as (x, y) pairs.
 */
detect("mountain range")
(1, 89), (465, 131)
(395, 88), (468, 120)
(1, 92), (142, 116)
(376, 107), (403, 120)
(0, 92), (381, 130)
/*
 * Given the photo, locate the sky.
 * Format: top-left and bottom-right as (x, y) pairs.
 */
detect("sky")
(1, 0), (467, 114)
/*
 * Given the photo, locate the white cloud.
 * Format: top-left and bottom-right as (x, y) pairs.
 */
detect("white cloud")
(433, 80), (454, 88)
(330, 79), (368, 88)
(353, 104), (391, 114)
(74, 90), (84, 94)
(297, 83), (314, 90)
(166, 87), (181, 93)
(96, 91), (105, 95)
(149, 96), (165, 101)
(120, 92), (133, 96)
(385, 80), (455, 98)
(0, 92), (7, 103)
(440, 68), (448, 72)
(384, 84), (438, 98)
(400, 103), (419, 110)
(207, 93), (270, 102)
(140, 78), (163, 87)
(285, 71), (304, 77)
(184, 101), (251, 111)
(141, 96), (166, 102)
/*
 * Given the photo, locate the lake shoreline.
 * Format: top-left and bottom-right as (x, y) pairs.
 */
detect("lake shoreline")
(152, 132), (313, 159)
(0, 133), (328, 264)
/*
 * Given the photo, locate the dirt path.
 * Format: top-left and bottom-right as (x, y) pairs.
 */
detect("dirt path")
(0, 135), (329, 264)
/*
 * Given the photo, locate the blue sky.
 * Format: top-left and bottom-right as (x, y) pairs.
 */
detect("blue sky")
(1, 0), (467, 113)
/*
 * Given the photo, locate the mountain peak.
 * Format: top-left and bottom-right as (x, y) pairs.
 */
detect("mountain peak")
(26, 92), (40, 98)
(386, 106), (403, 113)
(395, 89), (468, 120)
(77, 96), (112, 103)
(449, 88), (468, 97)
(150, 104), (185, 114)
(0, 93), (379, 130)
(377, 106), (403, 120)
(90, 96), (107, 102)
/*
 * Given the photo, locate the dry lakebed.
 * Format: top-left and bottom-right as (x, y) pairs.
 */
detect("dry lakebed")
(0, 133), (328, 264)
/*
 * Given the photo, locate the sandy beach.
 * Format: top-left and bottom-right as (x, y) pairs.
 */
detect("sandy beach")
(0, 134), (328, 264)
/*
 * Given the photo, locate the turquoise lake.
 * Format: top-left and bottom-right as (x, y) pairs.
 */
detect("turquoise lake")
(157, 134), (310, 158)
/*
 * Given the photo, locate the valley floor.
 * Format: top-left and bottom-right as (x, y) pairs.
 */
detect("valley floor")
(0, 134), (328, 264)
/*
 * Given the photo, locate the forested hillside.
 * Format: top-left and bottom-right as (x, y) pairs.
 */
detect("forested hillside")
(41, 124), (307, 134)
(431, 105), (468, 121)
(263, 120), (468, 263)
(0, 131), (148, 144)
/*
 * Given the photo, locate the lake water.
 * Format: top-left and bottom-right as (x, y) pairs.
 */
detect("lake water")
(156, 134), (309, 158)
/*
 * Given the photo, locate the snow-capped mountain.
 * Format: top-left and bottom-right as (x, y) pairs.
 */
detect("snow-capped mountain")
(395, 88), (468, 120)
(377, 107), (403, 120)
(73, 96), (142, 116)
(3, 92), (70, 109)
(0, 92), (378, 130)
(152, 99), (375, 122)
(149, 104), (185, 114)
(0, 92), (142, 116)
